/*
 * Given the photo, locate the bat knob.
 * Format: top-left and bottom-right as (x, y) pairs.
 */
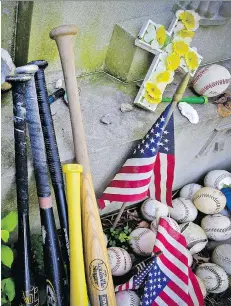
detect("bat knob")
(15, 64), (38, 75)
(49, 25), (78, 39)
(6, 74), (31, 83)
(28, 60), (48, 69)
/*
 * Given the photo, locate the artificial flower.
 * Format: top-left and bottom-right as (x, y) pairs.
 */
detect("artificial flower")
(173, 39), (189, 56)
(144, 82), (162, 104)
(144, 91), (162, 104)
(177, 29), (195, 38)
(166, 53), (180, 71)
(156, 25), (166, 47)
(185, 49), (199, 71)
(156, 70), (174, 84)
(143, 23), (156, 43)
(176, 10), (200, 31)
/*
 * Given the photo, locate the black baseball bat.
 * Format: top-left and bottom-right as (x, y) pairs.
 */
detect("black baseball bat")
(15, 65), (67, 306)
(48, 88), (65, 104)
(28, 60), (70, 270)
(6, 74), (39, 306)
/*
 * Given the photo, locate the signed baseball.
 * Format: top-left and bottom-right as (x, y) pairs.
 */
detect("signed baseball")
(193, 187), (226, 214)
(195, 263), (229, 293)
(129, 228), (156, 256)
(115, 290), (140, 306)
(192, 64), (231, 97)
(180, 222), (208, 254)
(107, 247), (132, 276)
(201, 214), (231, 241)
(154, 201), (169, 223)
(140, 198), (156, 221)
(212, 244), (231, 275)
(180, 183), (203, 200)
(204, 170), (231, 190)
(170, 197), (198, 223)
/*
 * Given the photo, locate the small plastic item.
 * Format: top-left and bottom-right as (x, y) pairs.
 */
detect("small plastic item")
(162, 96), (208, 104)
(221, 187), (231, 212)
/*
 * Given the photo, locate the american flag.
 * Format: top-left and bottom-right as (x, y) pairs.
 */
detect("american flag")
(98, 104), (175, 209)
(115, 218), (204, 306)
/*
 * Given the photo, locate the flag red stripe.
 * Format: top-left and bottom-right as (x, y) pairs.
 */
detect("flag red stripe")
(159, 289), (178, 306)
(159, 255), (188, 285)
(166, 154), (175, 206)
(168, 280), (190, 303)
(108, 177), (151, 188)
(99, 190), (148, 202)
(97, 199), (106, 209)
(158, 218), (187, 247)
(189, 269), (204, 305)
(154, 153), (161, 200)
(119, 163), (154, 174)
(155, 232), (188, 267)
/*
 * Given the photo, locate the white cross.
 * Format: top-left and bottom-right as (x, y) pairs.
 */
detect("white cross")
(134, 10), (203, 112)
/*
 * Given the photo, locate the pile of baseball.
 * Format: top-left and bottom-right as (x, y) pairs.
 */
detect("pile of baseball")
(106, 169), (231, 305)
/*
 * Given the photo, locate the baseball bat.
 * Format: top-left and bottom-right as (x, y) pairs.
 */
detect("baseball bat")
(50, 25), (117, 306)
(28, 60), (70, 271)
(6, 74), (39, 306)
(63, 164), (88, 306)
(14, 64), (67, 306)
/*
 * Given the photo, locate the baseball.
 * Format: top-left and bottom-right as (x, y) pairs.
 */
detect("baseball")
(170, 197), (198, 223)
(180, 183), (202, 200)
(201, 214), (231, 241)
(204, 170), (231, 190)
(129, 228), (156, 256)
(180, 222), (208, 254)
(212, 244), (231, 275)
(107, 247), (132, 276)
(192, 64), (231, 97)
(195, 275), (207, 298)
(140, 198), (156, 221)
(154, 201), (169, 223)
(193, 187), (226, 214)
(150, 217), (180, 233)
(195, 263), (229, 293)
(115, 290), (140, 306)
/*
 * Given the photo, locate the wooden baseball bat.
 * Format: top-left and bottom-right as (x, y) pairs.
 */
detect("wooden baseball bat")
(6, 74), (39, 306)
(63, 164), (88, 306)
(50, 25), (117, 306)
(14, 64), (67, 306)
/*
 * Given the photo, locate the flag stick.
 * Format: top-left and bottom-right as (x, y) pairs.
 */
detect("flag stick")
(111, 73), (191, 228)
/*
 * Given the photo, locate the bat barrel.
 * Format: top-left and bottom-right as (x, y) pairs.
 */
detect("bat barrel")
(28, 60), (70, 267)
(6, 74), (39, 305)
(63, 164), (88, 306)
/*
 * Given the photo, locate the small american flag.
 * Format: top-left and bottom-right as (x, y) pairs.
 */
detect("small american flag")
(115, 218), (204, 306)
(98, 104), (175, 209)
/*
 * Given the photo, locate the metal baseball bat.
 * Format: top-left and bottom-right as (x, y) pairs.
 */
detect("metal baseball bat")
(14, 65), (67, 306)
(28, 60), (70, 271)
(63, 164), (88, 306)
(50, 25), (117, 306)
(6, 74), (39, 306)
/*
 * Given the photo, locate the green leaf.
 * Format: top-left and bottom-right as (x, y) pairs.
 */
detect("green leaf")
(1, 212), (18, 233)
(1, 230), (10, 243)
(1, 246), (14, 268)
(1, 278), (15, 302)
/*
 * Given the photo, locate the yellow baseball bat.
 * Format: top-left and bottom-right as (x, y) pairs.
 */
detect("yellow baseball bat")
(63, 164), (88, 306)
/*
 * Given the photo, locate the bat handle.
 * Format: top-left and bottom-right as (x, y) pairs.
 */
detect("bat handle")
(63, 164), (89, 306)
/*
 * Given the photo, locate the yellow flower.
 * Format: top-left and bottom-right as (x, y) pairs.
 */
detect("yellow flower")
(177, 29), (195, 38)
(166, 53), (180, 71)
(178, 11), (196, 30)
(156, 26), (166, 47)
(185, 50), (199, 71)
(173, 40), (189, 56)
(156, 70), (172, 83)
(144, 82), (162, 104)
